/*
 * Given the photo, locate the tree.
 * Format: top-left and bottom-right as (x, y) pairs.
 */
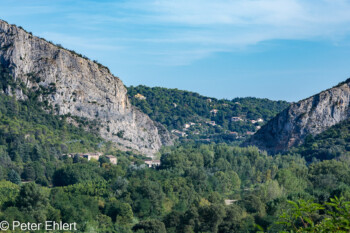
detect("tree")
(105, 200), (133, 224)
(16, 182), (48, 211)
(8, 169), (21, 185)
(133, 219), (166, 233)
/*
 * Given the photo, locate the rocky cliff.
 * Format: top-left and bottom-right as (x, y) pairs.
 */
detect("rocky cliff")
(244, 79), (350, 154)
(0, 19), (171, 155)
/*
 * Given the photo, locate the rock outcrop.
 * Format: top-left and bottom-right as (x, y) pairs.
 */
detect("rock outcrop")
(244, 79), (350, 154)
(0, 19), (172, 155)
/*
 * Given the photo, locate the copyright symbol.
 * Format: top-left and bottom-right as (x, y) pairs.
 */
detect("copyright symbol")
(0, 221), (9, 231)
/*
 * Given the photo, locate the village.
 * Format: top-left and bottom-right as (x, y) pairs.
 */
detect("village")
(133, 92), (267, 142)
(63, 152), (163, 168)
(171, 109), (265, 139)
(63, 152), (118, 164)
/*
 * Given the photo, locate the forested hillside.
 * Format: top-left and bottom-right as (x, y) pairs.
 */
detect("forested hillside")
(1, 141), (350, 232)
(128, 86), (289, 142)
(290, 118), (350, 162)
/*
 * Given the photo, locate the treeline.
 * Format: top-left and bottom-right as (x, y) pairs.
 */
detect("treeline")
(1, 141), (350, 232)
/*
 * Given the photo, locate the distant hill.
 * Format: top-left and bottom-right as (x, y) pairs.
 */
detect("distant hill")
(127, 85), (289, 142)
(245, 79), (350, 154)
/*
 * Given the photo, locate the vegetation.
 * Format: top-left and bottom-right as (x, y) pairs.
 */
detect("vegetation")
(2, 138), (350, 232)
(128, 85), (289, 142)
(1, 64), (350, 232)
(290, 118), (350, 162)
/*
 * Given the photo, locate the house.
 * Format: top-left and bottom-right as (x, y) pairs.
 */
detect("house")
(256, 126), (261, 130)
(134, 93), (146, 100)
(206, 121), (216, 126)
(246, 131), (255, 135)
(224, 199), (238, 205)
(62, 154), (75, 158)
(230, 131), (239, 136)
(231, 117), (243, 122)
(210, 109), (218, 115)
(171, 129), (187, 137)
(173, 103), (177, 108)
(207, 99), (212, 103)
(189, 122), (196, 126)
(144, 160), (161, 168)
(257, 118), (264, 122)
(81, 152), (102, 161)
(106, 155), (118, 165)
(251, 120), (257, 124)
(184, 124), (190, 129)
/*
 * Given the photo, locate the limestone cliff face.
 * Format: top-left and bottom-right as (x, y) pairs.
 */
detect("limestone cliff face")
(244, 80), (350, 154)
(0, 19), (171, 155)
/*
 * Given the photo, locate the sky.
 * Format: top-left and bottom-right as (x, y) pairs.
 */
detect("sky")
(1, 0), (350, 101)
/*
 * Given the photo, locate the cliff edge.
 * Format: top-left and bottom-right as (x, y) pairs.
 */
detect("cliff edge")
(244, 79), (350, 154)
(0, 19), (172, 155)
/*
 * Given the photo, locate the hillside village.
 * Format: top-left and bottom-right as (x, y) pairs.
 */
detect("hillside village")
(172, 114), (265, 140)
(128, 86), (288, 144)
(63, 152), (118, 164)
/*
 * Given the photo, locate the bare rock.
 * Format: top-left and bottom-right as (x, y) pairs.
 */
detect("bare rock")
(0, 19), (172, 155)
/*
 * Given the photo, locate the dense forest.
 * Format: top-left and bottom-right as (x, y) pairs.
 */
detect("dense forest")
(127, 86), (289, 141)
(0, 66), (350, 232)
(289, 119), (350, 162)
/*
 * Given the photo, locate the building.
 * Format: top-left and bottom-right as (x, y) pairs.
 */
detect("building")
(134, 93), (146, 100)
(206, 121), (216, 126)
(171, 129), (187, 137)
(224, 199), (238, 205)
(184, 123), (190, 129)
(251, 120), (257, 124)
(144, 160), (161, 168)
(257, 118), (264, 122)
(210, 109), (219, 115)
(81, 152), (102, 161)
(256, 126), (261, 130)
(230, 131), (239, 136)
(246, 131), (255, 135)
(231, 117), (243, 122)
(106, 155), (118, 165)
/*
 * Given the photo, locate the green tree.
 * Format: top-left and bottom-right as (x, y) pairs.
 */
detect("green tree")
(133, 219), (167, 233)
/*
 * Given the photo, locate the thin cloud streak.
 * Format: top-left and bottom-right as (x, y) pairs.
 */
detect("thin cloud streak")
(3, 0), (350, 65)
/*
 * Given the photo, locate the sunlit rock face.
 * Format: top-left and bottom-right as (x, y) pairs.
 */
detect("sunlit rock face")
(0, 19), (172, 155)
(245, 80), (350, 154)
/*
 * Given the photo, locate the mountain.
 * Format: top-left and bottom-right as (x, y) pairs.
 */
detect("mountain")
(245, 79), (350, 154)
(0, 20), (171, 155)
(128, 85), (289, 142)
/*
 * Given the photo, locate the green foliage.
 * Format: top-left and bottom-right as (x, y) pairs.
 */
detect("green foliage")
(2, 62), (350, 232)
(133, 219), (167, 233)
(0, 180), (19, 206)
(277, 197), (350, 232)
(291, 119), (350, 161)
(8, 169), (21, 185)
(128, 85), (289, 140)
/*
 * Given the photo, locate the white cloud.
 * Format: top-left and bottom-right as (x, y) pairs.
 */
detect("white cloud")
(4, 0), (350, 65)
(96, 0), (350, 64)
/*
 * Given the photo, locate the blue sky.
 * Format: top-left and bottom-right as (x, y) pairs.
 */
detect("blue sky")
(1, 0), (350, 101)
